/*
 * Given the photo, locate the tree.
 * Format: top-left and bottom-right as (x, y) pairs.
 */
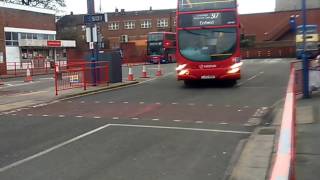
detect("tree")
(3, 0), (66, 10)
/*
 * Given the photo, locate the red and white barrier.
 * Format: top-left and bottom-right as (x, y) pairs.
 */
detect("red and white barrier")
(270, 65), (296, 180)
(24, 66), (33, 82)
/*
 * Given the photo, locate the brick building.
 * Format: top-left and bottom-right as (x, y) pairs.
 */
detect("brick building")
(57, 8), (176, 48)
(0, 2), (75, 73)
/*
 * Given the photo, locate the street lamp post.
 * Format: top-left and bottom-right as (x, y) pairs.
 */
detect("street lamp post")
(87, 0), (97, 86)
(302, 0), (310, 98)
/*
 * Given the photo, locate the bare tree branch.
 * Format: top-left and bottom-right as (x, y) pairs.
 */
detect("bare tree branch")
(1, 0), (66, 10)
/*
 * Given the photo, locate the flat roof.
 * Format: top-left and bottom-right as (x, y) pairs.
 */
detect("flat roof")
(0, 2), (55, 15)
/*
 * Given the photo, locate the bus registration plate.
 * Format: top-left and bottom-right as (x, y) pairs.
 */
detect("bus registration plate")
(201, 75), (216, 79)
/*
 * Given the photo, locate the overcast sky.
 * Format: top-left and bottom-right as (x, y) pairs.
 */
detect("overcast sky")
(64, 0), (275, 15)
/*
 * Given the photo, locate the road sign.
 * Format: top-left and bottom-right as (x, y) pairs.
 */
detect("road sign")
(86, 26), (98, 42)
(89, 42), (94, 50)
(84, 13), (107, 24)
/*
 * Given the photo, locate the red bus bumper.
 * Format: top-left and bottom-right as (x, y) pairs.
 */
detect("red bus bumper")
(177, 68), (241, 81)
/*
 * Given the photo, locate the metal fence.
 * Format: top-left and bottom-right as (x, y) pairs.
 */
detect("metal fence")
(54, 61), (109, 95)
(0, 59), (67, 78)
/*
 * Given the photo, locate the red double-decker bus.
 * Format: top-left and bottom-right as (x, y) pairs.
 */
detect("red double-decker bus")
(176, 0), (242, 85)
(147, 32), (177, 64)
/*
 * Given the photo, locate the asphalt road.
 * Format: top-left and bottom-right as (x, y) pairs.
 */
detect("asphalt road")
(0, 59), (291, 180)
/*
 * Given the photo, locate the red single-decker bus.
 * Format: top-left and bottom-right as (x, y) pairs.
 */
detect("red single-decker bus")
(176, 0), (242, 85)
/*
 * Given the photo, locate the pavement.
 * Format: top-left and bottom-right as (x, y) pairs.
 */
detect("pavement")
(295, 92), (320, 180)
(0, 59), (291, 180)
(0, 63), (175, 112)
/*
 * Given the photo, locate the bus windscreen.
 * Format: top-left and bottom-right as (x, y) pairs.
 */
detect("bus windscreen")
(178, 28), (236, 62)
(178, 0), (236, 12)
(148, 33), (164, 41)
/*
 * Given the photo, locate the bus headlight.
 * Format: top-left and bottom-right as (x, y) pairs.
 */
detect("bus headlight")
(176, 64), (187, 71)
(230, 62), (243, 69)
(179, 69), (190, 76)
(228, 67), (240, 74)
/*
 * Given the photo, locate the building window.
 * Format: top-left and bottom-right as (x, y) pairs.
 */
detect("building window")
(108, 22), (120, 30)
(141, 20), (152, 29)
(124, 21), (135, 29)
(157, 18), (169, 28)
(5, 32), (19, 46)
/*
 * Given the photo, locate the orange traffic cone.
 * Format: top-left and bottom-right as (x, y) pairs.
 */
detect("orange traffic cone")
(24, 66), (33, 82)
(156, 62), (162, 77)
(141, 65), (149, 78)
(127, 65), (134, 81)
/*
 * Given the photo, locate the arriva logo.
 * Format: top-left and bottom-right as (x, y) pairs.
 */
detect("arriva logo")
(199, 64), (217, 69)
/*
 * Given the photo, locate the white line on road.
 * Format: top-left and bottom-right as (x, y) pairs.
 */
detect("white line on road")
(131, 118), (139, 120)
(58, 115), (65, 118)
(238, 71), (265, 86)
(109, 124), (251, 134)
(0, 123), (251, 173)
(112, 117), (119, 120)
(173, 120), (182, 122)
(0, 124), (112, 173)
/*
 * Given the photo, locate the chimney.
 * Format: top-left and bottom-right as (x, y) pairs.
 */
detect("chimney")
(149, 6), (152, 11)
(70, 11), (74, 15)
(121, 9), (125, 15)
(115, 8), (119, 13)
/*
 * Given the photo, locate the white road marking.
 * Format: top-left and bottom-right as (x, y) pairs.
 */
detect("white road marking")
(123, 102), (129, 104)
(139, 102), (145, 104)
(152, 118), (160, 121)
(0, 123), (251, 173)
(80, 101), (85, 104)
(0, 123), (112, 173)
(155, 102), (161, 105)
(15, 91), (48, 97)
(238, 71), (265, 86)
(76, 116), (83, 118)
(108, 101), (114, 104)
(238, 109), (243, 112)
(58, 115), (65, 118)
(173, 120), (182, 122)
(93, 116), (101, 119)
(94, 101), (100, 104)
(208, 104), (214, 107)
(110, 124), (251, 134)
(195, 121), (203, 124)
(132, 118), (139, 120)
(27, 114), (33, 117)
(172, 102), (178, 105)
(42, 115), (49, 117)
(219, 122), (229, 125)
(112, 117), (119, 120)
